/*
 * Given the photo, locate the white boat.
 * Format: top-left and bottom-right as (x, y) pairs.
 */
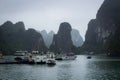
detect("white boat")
(32, 51), (47, 64)
(46, 51), (55, 58)
(14, 51), (30, 62)
(55, 53), (63, 60)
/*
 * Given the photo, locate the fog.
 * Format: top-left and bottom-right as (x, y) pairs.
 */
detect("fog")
(0, 0), (104, 40)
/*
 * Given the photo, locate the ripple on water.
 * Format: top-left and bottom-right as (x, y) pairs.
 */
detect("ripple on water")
(0, 55), (120, 80)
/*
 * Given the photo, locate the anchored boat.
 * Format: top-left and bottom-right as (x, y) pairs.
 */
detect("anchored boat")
(55, 52), (77, 60)
(14, 51), (34, 63)
(32, 51), (47, 64)
(46, 59), (56, 65)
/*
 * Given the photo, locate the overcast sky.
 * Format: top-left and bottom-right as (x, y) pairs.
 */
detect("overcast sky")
(0, 0), (104, 40)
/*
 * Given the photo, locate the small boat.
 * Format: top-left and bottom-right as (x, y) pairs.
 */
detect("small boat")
(46, 59), (56, 65)
(55, 53), (63, 60)
(87, 56), (92, 59)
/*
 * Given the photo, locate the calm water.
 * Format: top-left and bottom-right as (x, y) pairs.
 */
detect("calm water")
(0, 55), (120, 80)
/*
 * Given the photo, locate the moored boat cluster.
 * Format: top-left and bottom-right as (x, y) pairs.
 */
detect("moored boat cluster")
(0, 51), (77, 65)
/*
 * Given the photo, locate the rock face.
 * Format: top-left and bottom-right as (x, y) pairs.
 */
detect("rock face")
(0, 21), (47, 55)
(82, 19), (98, 52)
(71, 29), (83, 47)
(24, 29), (47, 52)
(50, 22), (73, 53)
(40, 30), (54, 48)
(83, 0), (120, 56)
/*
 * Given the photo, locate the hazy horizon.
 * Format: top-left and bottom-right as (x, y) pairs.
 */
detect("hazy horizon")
(0, 0), (104, 40)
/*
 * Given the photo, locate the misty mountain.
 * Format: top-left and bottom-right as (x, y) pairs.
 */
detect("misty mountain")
(71, 29), (83, 47)
(40, 30), (55, 48)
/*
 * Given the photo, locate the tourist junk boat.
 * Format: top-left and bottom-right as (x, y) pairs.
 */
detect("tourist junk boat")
(14, 51), (34, 63)
(62, 53), (77, 60)
(0, 51), (56, 65)
(0, 51), (28, 64)
(14, 51), (28, 62)
(31, 51), (47, 64)
(10, 51), (55, 65)
(55, 52), (77, 60)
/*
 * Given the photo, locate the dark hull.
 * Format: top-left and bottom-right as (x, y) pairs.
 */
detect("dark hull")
(36, 62), (46, 64)
(55, 58), (63, 60)
(87, 56), (92, 59)
(0, 61), (46, 65)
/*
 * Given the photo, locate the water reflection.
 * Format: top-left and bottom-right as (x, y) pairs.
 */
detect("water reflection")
(0, 55), (120, 80)
(88, 61), (120, 80)
(56, 56), (89, 80)
(57, 62), (72, 80)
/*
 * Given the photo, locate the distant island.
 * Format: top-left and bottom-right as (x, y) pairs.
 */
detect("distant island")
(0, 21), (83, 55)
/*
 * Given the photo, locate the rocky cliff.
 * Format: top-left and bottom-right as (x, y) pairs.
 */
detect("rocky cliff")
(50, 22), (73, 53)
(83, 0), (120, 56)
(71, 29), (83, 47)
(0, 21), (47, 55)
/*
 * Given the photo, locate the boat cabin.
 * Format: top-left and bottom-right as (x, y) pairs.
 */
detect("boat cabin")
(14, 51), (31, 60)
(31, 51), (47, 63)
